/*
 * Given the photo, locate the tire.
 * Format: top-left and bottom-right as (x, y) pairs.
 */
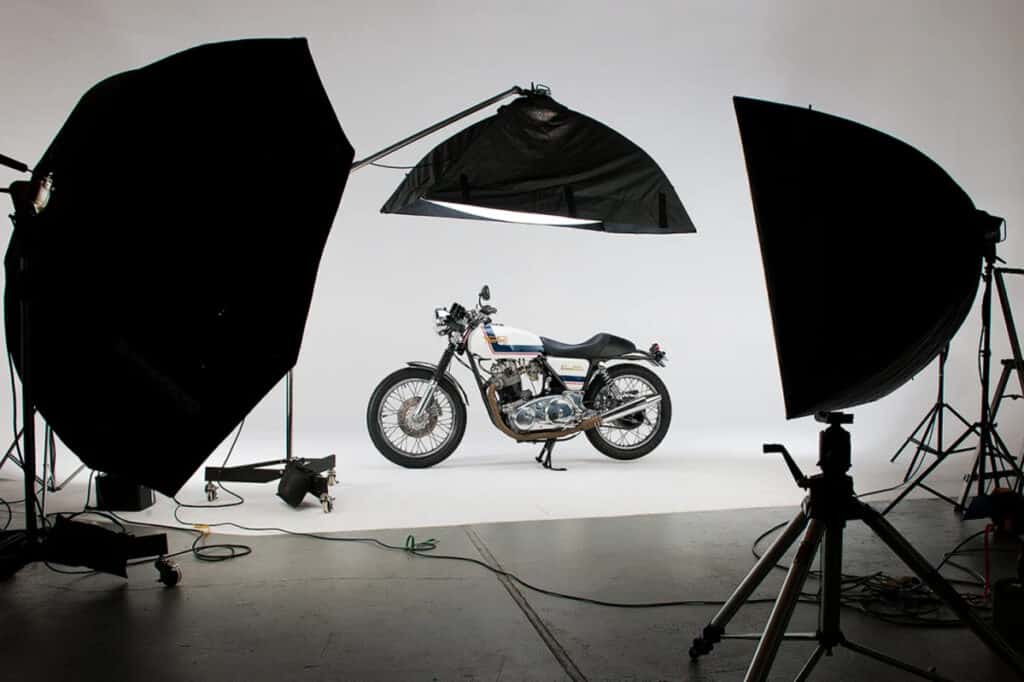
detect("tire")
(366, 367), (467, 468)
(584, 363), (671, 460)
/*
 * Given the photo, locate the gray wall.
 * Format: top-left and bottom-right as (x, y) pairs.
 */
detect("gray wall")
(1, 0), (1022, 470)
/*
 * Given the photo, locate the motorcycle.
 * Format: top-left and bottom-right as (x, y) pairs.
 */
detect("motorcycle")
(366, 286), (672, 469)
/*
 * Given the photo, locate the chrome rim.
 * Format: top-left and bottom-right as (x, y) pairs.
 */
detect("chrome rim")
(593, 374), (661, 450)
(377, 379), (457, 458)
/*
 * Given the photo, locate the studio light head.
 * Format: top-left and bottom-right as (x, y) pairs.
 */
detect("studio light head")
(977, 209), (1007, 261)
(734, 96), (991, 418)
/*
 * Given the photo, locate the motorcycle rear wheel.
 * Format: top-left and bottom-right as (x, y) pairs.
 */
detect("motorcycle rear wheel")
(584, 364), (671, 460)
(367, 367), (467, 468)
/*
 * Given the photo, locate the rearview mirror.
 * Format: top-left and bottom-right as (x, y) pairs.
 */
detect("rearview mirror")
(479, 285), (491, 301)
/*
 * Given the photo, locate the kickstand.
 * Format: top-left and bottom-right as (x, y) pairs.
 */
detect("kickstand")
(535, 439), (566, 471)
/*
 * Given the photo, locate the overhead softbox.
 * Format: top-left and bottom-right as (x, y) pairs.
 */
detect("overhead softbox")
(4, 38), (354, 495)
(734, 96), (988, 419)
(381, 94), (696, 234)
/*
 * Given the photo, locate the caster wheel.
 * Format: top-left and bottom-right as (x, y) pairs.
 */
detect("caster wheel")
(205, 482), (218, 502)
(320, 493), (334, 513)
(155, 557), (182, 587)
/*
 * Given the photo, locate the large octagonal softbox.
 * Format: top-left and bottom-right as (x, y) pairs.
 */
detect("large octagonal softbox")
(4, 38), (354, 495)
(382, 94), (696, 234)
(734, 96), (991, 419)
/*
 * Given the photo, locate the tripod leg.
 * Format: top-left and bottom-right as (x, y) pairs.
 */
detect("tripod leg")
(794, 645), (827, 682)
(746, 519), (825, 682)
(885, 416), (980, 516)
(959, 443), (984, 511)
(690, 509), (809, 659)
(841, 639), (952, 681)
(991, 428), (1024, 480)
(882, 453), (955, 516)
(905, 411), (939, 479)
(858, 501), (1024, 677)
(890, 404), (937, 464)
(945, 403), (976, 431)
(818, 521), (843, 647)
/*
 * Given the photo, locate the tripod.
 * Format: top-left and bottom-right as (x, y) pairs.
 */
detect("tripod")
(959, 261), (1024, 518)
(882, 346), (977, 515)
(690, 413), (1024, 681)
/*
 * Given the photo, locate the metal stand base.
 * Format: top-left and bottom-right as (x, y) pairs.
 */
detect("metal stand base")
(535, 439), (566, 471)
(204, 454), (337, 512)
(0, 521), (169, 581)
(884, 345), (977, 516)
(690, 414), (1024, 681)
(959, 358), (1024, 519)
(883, 409), (977, 516)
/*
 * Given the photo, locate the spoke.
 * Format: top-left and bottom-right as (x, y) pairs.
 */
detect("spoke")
(375, 378), (460, 457)
(593, 373), (662, 450)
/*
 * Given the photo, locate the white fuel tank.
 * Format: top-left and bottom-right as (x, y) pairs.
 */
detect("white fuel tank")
(468, 323), (544, 359)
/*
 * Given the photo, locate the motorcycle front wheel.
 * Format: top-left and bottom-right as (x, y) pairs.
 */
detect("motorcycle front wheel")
(366, 367), (467, 468)
(584, 364), (672, 460)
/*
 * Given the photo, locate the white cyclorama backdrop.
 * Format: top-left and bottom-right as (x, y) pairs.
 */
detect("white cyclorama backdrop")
(1, 0), (1023, 531)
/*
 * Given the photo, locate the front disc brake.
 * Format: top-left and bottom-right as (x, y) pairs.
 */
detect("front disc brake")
(397, 397), (440, 437)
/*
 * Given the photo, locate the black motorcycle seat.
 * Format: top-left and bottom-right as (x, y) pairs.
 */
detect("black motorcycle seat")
(540, 333), (636, 359)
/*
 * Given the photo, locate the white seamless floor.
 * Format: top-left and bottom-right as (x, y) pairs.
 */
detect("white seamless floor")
(0, 429), (977, 536)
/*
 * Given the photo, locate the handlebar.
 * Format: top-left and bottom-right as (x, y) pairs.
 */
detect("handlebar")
(438, 288), (499, 337)
(438, 299), (499, 337)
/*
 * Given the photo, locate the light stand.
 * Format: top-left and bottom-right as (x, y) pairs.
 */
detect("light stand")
(0, 172), (168, 578)
(881, 345), (977, 515)
(689, 412), (1024, 681)
(0, 185), (41, 573)
(204, 85), (542, 506)
(959, 254), (1024, 518)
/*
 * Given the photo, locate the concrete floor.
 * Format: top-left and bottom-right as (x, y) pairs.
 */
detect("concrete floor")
(1, 498), (1020, 681)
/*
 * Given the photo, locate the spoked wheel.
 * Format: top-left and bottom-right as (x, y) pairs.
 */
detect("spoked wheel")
(584, 364), (671, 460)
(367, 367), (466, 468)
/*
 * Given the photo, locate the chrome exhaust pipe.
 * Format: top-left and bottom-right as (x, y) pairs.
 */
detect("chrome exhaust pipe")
(599, 394), (662, 424)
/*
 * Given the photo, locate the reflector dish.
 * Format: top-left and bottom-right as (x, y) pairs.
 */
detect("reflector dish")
(4, 39), (353, 495)
(383, 94), (696, 234)
(734, 96), (986, 418)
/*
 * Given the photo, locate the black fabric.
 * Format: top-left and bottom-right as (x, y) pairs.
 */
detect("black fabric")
(4, 39), (354, 495)
(540, 333), (636, 359)
(381, 94), (696, 234)
(734, 97), (984, 419)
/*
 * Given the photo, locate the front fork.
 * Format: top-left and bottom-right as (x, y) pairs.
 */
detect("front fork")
(412, 344), (456, 418)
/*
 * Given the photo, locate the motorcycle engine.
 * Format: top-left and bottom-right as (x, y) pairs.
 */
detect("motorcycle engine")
(487, 359), (584, 432)
(511, 392), (585, 432)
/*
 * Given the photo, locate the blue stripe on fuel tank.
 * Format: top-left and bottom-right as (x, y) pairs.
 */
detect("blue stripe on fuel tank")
(484, 324), (544, 354)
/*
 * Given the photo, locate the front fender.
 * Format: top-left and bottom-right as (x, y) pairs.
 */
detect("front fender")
(406, 361), (470, 406)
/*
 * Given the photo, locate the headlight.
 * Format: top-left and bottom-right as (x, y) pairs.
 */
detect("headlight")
(434, 307), (450, 335)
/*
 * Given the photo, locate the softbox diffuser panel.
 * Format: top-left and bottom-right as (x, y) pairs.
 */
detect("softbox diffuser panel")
(734, 97), (984, 419)
(4, 38), (354, 495)
(382, 94), (696, 234)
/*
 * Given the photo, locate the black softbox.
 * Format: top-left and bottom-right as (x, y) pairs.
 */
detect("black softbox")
(4, 39), (354, 495)
(382, 94), (696, 234)
(734, 96), (987, 418)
